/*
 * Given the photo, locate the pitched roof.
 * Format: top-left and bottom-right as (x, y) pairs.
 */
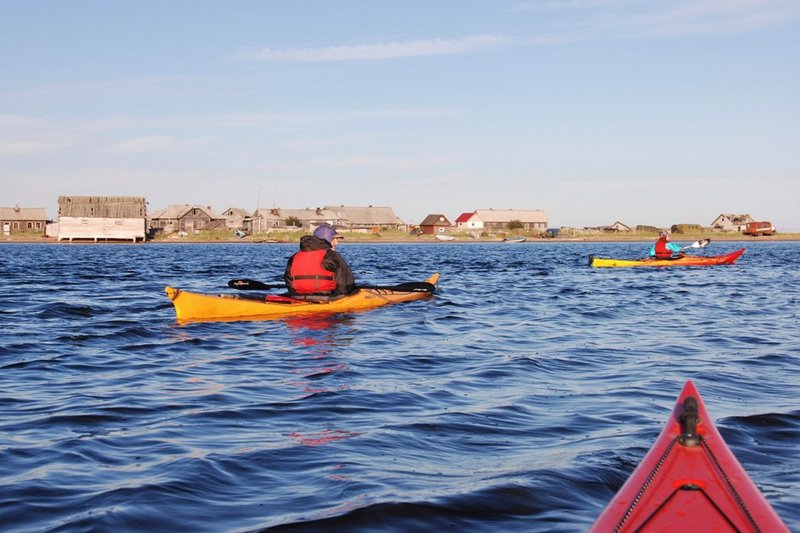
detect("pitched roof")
(473, 209), (547, 223)
(420, 214), (452, 226)
(324, 205), (404, 225)
(454, 212), (475, 223)
(150, 205), (224, 220)
(0, 207), (48, 220)
(222, 207), (250, 217)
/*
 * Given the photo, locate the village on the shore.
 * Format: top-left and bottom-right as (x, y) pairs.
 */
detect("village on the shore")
(0, 195), (779, 242)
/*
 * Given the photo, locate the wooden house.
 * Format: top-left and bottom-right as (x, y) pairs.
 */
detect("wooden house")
(1, 206), (48, 235)
(419, 214), (452, 235)
(473, 209), (548, 232)
(710, 213), (753, 232)
(57, 196), (146, 242)
(221, 207), (251, 229)
(248, 208), (284, 233)
(148, 205), (226, 235)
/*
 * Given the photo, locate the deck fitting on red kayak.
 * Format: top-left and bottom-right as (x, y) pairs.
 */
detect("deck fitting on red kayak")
(679, 397), (701, 447)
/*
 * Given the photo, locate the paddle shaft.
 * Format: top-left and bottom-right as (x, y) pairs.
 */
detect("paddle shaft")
(228, 278), (435, 293)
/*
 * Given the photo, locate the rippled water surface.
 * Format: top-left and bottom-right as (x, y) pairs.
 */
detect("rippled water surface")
(1, 241), (798, 531)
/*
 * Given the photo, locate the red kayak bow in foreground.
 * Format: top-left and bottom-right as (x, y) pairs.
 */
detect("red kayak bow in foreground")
(591, 380), (788, 532)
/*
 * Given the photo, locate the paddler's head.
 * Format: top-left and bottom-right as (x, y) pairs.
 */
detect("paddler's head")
(313, 223), (341, 249)
(660, 231), (670, 240)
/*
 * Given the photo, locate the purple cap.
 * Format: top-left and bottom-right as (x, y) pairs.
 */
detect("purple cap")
(313, 224), (340, 243)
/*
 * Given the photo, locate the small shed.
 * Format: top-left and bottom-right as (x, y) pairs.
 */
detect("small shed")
(0, 206), (48, 235)
(419, 214), (452, 235)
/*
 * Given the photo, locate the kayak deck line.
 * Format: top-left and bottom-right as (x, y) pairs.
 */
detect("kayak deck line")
(591, 380), (788, 532)
(614, 396), (761, 532)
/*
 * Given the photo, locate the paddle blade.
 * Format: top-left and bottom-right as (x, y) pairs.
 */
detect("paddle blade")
(682, 238), (711, 251)
(228, 279), (284, 290)
(360, 281), (436, 293)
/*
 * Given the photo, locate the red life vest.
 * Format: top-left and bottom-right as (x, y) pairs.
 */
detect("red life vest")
(654, 237), (672, 259)
(288, 249), (337, 294)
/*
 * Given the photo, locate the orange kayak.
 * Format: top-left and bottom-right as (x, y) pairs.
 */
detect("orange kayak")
(590, 248), (745, 268)
(165, 273), (438, 323)
(591, 380), (788, 532)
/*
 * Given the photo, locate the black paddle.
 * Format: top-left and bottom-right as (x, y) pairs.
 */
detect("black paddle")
(227, 278), (436, 293)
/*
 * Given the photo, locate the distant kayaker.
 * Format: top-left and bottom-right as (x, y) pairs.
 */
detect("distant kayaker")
(648, 231), (684, 259)
(284, 223), (357, 298)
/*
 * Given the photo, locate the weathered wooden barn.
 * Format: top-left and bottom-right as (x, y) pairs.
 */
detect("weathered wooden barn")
(0, 206), (48, 235)
(248, 208), (285, 233)
(604, 221), (632, 233)
(710, 213), (753, 232)
(323, 205), (405, 231)
(148, 205), (226, 235)
(221, 207), (251, 229)
(57, 196), (146, 242)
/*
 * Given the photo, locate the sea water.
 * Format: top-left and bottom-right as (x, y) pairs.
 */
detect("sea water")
(1, 241), (798, 531)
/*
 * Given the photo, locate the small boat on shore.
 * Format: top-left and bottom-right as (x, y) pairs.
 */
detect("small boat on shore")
(503, 236), (526, 243)
(435, 234), (455, 241)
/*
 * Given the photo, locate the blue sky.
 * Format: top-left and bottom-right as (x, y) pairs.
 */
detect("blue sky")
(2, 0), (799, 230)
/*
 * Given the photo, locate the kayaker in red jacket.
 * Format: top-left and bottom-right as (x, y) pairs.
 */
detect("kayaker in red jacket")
(284, 224), (356, 298)
(648, 231), (684, 259)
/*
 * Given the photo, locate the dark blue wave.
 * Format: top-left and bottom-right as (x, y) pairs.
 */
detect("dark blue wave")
(0, 241), (798, 531)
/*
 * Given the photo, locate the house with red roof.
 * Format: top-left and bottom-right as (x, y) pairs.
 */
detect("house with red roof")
(455, 212), (483, 231)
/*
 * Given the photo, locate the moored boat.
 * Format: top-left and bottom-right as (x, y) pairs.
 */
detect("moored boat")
(591, 380), (788, 532)
(165, 273), (438, 322)
(589, 248), (745, 268)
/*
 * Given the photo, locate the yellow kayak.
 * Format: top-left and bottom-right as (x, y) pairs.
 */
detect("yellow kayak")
(165, 273), (439, 322)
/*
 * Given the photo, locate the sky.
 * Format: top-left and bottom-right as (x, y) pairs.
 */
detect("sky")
(2, 0), (799, 231)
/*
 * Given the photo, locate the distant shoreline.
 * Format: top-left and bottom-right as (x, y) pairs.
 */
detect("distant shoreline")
(3, 233), (799, 244)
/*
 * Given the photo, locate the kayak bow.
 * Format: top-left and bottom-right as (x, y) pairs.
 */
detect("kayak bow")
(591, 380), (788, 532)
(590, 248), (745, 268)
(165, 273), (438, 322)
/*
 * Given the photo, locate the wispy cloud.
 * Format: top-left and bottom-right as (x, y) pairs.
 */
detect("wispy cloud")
(233, 34), (511, 62)
(514, 0), (799, 42)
